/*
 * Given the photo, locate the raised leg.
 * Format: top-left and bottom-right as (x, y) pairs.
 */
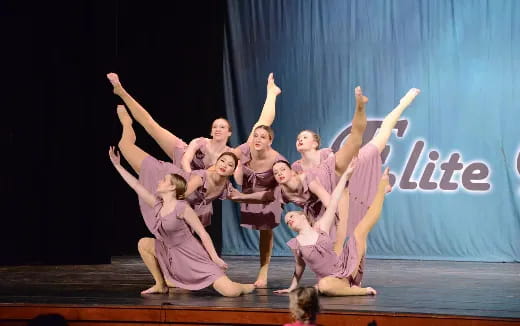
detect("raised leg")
(255, 229), (274, 287)
(335, 86), (368, 175)
(107, 73), (182, 159)
(137, 237), (168, 294)
(369, 88), (420, 153)
(213, 275), (255, 297)
(116, 105), (149, 174)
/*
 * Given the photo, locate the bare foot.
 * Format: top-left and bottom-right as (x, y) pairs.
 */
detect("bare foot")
(399, 88), (421, 106)
(241, 284), (256, 294)
(366, 287), (377, 295)
(355, 86), (369, 108)
(254, 278), (267, 288)
(267, 73), (281, 96)
(141, 284), (168, 294)
(116, 105), (132, 126)
(106, 72), (124, 95)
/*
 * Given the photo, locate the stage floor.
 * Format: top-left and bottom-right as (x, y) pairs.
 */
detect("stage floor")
(0, 256), (519, 322)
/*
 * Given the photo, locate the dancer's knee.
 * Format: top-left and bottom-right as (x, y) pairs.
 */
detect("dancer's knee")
(138, 237), (154, 254)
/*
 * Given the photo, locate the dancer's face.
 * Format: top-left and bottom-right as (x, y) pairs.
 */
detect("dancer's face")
(284, 211), (308, 232)
(211, 119), (232, 141)
(273, 162), (293, 184)
(252, 128), (272, 151)
(156, 174), (175, 194)
(215, 154), (236, 177)
(296, 131), (318, 152)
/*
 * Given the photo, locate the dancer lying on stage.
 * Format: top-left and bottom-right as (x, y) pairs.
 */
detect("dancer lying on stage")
(107, 72), (281, 173)
(114, 105), (238, 227)
(274, 166), (391, 296)
(284, 287), (320, 326)
(230, 125), (286, 288)
(109, 147), (255, 296)
(294, 88), (420, 254)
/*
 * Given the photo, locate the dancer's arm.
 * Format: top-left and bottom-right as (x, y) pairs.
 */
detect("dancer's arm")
(109, 146), (156, 207)
(316, 160), (355, 234)
(182, 205), (228, 270)
(273, 257), (306, 294)
(228, 188), (275, 203)
(308, 178), (331, 208)
(181, 138), (208, 172)
(185, 174), (204, 198)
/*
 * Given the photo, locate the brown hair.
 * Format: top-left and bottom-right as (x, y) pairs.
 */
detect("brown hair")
(272, 160), (291, 169)
(298, 130), (321, 149)
(289, 287), (320, 323)
(169, 174), (187, 200)
(254, 125), (274, 140)
(218, 151), (239, 171)
(212, 117), (233, 132)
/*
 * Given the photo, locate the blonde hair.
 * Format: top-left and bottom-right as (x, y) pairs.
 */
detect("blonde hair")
(169, 174), (187, 200)
(289, 287), (320, 323)
(287, 210), (314, 226)
(298, 130), (321, 149)
(254, 125), (274, 140)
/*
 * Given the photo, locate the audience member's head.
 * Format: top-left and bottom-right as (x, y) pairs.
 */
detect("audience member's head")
(289, 287), (320, 324)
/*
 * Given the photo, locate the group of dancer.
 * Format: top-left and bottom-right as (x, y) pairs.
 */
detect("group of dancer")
(107, 72), (420, 297)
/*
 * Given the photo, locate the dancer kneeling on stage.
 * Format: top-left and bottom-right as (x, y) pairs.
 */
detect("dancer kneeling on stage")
(109, 147), (255, 297)
(275, 163), (391, 296)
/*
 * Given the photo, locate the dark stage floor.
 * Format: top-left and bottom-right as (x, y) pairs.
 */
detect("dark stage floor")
(0, 256), (519, 320)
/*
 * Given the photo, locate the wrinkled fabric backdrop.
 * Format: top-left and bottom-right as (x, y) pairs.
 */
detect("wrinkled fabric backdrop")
(222, 0), (520, 261)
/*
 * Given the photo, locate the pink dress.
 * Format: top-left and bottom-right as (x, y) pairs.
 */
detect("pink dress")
(143, 200), (225, 290)
(186, 169), (233, 227)
(287, 231), (364, 287)
(138, 155), (229, 226)
(238, 143), (285, 230)
(171, 137), (232, 170)
(274, 173), (326, 224)
(292, 145), (382, 236)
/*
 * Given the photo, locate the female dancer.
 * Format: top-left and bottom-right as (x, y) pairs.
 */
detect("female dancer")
(231, 125), (286, 288)
(296, 88), (420, 253)
(229, 160), (334, 240)
(106, 72), (281, 172)
(114, 105), (237, 227)
(109, 147), (254, 296)
(274, 167), (391, 296)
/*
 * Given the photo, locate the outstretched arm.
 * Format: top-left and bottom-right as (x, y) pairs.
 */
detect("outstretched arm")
(273, 256), (306, 294)
(308, 178), (331, 208)
(317, 160), (356, 234)
(109, 146), (156, 207)
(228, 188), (275, 204)
(185, 174), (203, 198)
(181, 138), (207, 173)
(182, 205), (228, 270)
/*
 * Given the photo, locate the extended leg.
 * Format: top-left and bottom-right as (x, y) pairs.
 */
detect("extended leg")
(116, 105), (149, 174)
(213, 275), (255, 297)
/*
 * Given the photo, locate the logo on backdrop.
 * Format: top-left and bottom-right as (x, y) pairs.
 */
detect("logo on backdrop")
(331, 119), (491, 193)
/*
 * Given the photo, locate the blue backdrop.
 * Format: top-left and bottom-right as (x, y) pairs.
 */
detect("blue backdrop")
(222, 0), (520, 261)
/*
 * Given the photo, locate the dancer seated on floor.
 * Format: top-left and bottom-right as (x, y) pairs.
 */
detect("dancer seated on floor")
(109, 147), (255, 296)
(114, 105), (238, 227)
(284, 287), (320, 326)
(107, 72), (281, 173)
(274, 166), (392, 296)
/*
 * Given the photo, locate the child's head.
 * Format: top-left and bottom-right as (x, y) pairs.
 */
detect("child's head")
(289, 287), (320, 324)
